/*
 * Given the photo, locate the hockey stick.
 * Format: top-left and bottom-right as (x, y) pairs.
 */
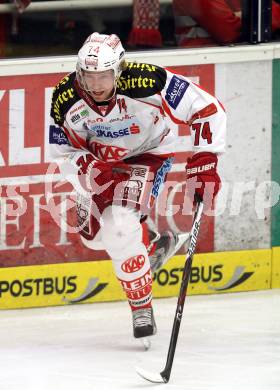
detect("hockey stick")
(136, 199), (204, 383)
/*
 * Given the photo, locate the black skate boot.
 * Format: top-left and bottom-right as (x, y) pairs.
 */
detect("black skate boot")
(149, 231), (190, 273)
(132, 307), (157, 338)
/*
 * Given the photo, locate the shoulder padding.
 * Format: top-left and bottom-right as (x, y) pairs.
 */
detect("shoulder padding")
(116, 62), (167, 98)
(50, 72), (80, 126)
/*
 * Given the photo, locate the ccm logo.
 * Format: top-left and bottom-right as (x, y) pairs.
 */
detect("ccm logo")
(186, 162), (216, 175)
(121, 255), (146, 273)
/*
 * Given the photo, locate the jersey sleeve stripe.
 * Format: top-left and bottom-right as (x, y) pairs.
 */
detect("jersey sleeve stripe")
(137, 97), (165, 115)
(161, 98), (188, 125)
(62, 126), (85, 149)
(188, 103), (218, 125)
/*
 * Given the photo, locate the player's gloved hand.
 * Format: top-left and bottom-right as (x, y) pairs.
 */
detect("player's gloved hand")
(94, 160), (131, 199)
(88, 160), (131, 200)
(185, 152), (221, 207)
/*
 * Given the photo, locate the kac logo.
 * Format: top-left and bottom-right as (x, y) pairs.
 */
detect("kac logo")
(121, 255), (146, 273)
(89, 141), (129, 162)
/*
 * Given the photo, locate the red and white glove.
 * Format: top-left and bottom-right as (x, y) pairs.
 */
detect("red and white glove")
(185, 152), (221, 206)
(92, 160), (131, 201)
(77, 154), (131, 201)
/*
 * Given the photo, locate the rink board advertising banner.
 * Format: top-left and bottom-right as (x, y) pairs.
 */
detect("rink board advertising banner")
(0, 65), (215, 268)
(272, 247), (280, 288)
(0, 248), (271, 309)
(272, 58), (280, 247)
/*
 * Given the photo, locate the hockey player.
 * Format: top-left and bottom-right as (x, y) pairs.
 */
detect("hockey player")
(49, 32), (226, 340)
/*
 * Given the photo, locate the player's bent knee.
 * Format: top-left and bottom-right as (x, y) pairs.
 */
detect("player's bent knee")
(100, 205), (142, 252)
(80, 234), (104, 250)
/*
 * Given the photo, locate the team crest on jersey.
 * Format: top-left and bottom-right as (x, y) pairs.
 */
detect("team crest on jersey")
(88, 141), (129, 162)
(165, 75), (189, 109)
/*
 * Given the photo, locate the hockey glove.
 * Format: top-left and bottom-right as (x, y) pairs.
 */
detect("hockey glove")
(76, 153), (131, 200)
(185, 152), (221, 206)
(86, 160), (131, 201)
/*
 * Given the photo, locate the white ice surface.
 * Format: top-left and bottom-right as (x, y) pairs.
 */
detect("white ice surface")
(0, 290), (280, 390)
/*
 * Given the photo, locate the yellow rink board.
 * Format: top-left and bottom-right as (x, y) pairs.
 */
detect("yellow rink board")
(0, 248), (273, 309)
(272, 246), (280, 288)
(154, 248), (271, 297)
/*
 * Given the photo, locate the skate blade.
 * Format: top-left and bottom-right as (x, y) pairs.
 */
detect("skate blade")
(169, 232), (190, 258)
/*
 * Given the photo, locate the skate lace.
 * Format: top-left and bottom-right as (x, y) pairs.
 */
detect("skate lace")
(133, 308), (152, 328)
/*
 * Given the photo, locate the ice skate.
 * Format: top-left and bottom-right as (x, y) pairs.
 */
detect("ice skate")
(149, 231), (190, 273)
(132, 307), (157, 339)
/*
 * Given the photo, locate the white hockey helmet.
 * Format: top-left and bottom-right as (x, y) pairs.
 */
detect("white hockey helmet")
(76, 32), (125, 92)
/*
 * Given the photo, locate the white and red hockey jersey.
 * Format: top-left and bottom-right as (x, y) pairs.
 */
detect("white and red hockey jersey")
(49, 62), (226, 186)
